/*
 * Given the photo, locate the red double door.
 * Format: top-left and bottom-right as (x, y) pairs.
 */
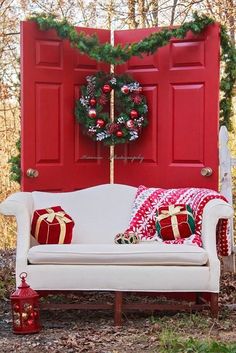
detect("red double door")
(21, 21), (220, 191)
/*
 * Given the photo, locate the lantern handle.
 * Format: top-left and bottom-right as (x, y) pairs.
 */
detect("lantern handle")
(19, 272), (27, 280)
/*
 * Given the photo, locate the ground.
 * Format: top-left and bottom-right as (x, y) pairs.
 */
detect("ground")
(0, 250), (235, 353)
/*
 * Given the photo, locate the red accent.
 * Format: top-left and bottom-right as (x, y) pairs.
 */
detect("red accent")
(31, 206), (74, 244)
(156, 204), (194, 240)
(121, 85), (129, 94)
(102, 84), (112, 93)
(96, 119), (105, 128)
(116, 131), (123, 137)
(130, 109), (138, 119)
(88, 109), (97, 118)
(21, 22), (220, 191)
(21, 21), (110, 191)
(10, 274), (40, 334)
(114, 24), (220, 190)
(89, 98), (96, 106)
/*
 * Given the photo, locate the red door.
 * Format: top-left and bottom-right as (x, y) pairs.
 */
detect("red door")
(114, 24), (220, 190)
(21, 21), (110, 191)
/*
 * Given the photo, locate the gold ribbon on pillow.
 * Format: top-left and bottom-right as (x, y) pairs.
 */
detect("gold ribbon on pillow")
(156, 205), (191, 239)
(35, 208), (72, 244)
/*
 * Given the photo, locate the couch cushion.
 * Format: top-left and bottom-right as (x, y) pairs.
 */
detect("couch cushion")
(28, 243), (208, 266)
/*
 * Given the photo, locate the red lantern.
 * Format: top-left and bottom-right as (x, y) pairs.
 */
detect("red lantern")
(102, 84), (112, 93)
(130, 109), (138, 119)
(10, 272), (40, 334)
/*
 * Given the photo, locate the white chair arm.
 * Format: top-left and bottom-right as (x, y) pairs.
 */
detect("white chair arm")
(0, 192), (34, 266)
(201, 198), (233, 262)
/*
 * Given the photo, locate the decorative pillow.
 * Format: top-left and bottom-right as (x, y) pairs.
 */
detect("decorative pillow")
(125, 185), (166, 241)
(156, 204), (195, 241)
(114, 231), (140, 244)
(31, 206), (74, 244)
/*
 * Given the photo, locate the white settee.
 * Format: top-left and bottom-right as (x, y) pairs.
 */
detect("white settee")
(0, 184), (233, 324)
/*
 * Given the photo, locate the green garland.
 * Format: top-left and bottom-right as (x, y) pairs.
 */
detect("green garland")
(75, 72), (148, 145)
(8, 138), (21, 183)
(29, 12), (236, 131)
(9, 12), (236, 183)
(29, 12), (214, 64)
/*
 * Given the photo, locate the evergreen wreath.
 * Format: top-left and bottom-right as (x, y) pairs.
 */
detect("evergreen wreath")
(75, 71), (148, 145)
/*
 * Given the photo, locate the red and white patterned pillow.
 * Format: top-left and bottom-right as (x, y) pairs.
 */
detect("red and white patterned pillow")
(125, 185), (203, 247)
(125, 185), (165, 241)
(125, 185), (230, 253)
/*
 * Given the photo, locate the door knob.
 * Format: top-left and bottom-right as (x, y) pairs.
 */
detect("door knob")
(201, 167), (213, 177)
(26, 168), (39, 178)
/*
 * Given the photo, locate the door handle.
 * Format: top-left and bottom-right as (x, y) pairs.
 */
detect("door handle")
(26, 168), (39, 178)
(201, 167), (213, 177)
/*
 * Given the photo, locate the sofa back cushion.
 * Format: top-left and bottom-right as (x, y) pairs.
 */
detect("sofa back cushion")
(32, 184), (137, 244)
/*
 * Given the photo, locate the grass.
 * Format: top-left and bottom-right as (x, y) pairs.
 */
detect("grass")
(157, 331), (236, 353)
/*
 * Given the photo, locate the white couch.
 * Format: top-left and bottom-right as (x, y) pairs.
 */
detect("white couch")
(0, 184), (233, 324)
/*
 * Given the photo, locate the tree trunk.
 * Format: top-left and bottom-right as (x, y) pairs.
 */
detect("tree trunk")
(170, 0), (178, 25)
(128, 0), (137, 28)
(138, 0), (145, 28)
(149, 0), (158, 27)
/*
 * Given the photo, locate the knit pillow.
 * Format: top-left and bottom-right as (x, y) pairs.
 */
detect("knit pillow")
(125, 185), (165, 241)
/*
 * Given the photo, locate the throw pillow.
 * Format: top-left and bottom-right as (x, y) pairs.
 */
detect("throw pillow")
(156, 204), (195, 241)
(31, 206), (74, 244)
(125, 185), (166, 241)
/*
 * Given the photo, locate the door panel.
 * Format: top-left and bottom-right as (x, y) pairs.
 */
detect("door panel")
(21, 22), (110, 191)
(114, 25), (220, 190)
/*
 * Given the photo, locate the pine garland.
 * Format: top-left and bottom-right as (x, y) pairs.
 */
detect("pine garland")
(29, 12), (236, 131)
(8, 138), (21, 183)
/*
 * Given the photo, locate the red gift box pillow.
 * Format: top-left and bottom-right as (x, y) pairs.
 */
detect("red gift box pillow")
(31, 206), (74, 244)
(156, 204), (195, 241)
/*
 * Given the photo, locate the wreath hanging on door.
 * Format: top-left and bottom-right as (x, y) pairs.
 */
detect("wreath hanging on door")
(75, 71), (148, 145)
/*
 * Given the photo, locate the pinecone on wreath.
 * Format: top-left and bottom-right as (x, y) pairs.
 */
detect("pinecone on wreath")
(99, 93), (108, 105)
(106, 122), (119, 134)
(132, 94), (142, 104)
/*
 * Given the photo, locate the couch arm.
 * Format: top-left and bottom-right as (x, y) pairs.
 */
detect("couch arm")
(0, 192), (33, 267)
(201, 198), (233, 262)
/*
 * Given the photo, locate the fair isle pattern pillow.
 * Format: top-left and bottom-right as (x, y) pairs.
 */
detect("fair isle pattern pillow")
(126, 185), (167, 241)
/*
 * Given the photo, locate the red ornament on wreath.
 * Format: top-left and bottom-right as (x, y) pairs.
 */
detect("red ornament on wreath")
(121, 85), (129, 94)
(116, 131), (123, 137)
(96, 119), (105, 128)
(130, 109), (138, 119)
(88, 109), (97, 119)
(89, 98), (96, 106)
(126, 120), (134, 129)
(102, 84), (112, 93)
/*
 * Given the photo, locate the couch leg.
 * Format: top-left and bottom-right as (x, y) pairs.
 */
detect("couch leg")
(196, 293), (202, 305)
(210, 293), (219, 318)
(114, 291), (123, 326)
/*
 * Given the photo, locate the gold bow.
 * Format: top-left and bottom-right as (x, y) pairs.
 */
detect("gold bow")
(35, 208), (72, 244)
(157, 205), (191, 239)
